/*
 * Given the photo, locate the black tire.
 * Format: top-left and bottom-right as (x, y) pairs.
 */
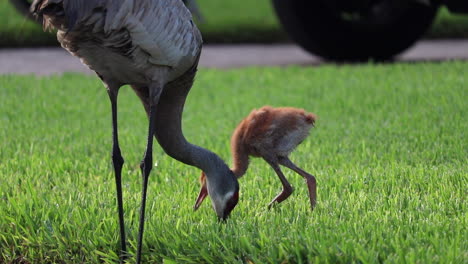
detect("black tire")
(272, 0), (439, 61)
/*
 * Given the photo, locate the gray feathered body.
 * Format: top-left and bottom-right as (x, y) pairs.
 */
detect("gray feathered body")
(33, 0), (202, 86)
(31, 0), (240, 235)
(31, 0), (239, 252)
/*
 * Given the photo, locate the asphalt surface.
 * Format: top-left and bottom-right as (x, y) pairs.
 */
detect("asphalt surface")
(0, 39), (467, 75)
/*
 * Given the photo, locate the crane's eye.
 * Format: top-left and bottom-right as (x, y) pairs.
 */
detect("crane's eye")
(222, 191), (239, 220)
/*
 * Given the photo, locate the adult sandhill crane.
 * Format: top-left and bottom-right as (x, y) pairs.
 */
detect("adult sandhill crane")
(194, 106), (317, 211)
(30, 0), (239, 263)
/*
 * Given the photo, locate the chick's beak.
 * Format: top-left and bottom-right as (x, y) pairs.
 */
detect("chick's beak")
(193, 184), (208, 211)
(194, 172), (208, 210)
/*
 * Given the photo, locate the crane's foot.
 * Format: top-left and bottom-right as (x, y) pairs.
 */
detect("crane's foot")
(304, 175), (317, 210)
(267, 186), (294, 209)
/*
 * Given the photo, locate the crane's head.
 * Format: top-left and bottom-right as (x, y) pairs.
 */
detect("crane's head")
(194, 170), (239, 220)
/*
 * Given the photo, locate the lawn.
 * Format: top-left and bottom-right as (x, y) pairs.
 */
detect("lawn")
(1, 0), (468, 47)
(0, 61), (466, 263)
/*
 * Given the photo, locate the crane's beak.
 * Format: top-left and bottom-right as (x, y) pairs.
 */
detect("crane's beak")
(193, 184), (208, 210)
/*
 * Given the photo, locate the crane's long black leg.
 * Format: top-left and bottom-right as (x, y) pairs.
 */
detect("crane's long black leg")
(136, 86), (162, 264)
(264, 157), (294, 209)
(279, 157), (317, 210)
(107, 89), (127, 262)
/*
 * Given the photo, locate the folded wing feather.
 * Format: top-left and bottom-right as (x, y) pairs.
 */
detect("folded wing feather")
(64, 0), (201, 67)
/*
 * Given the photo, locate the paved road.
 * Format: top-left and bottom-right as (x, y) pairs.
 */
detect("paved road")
(0, 39), (467, 75)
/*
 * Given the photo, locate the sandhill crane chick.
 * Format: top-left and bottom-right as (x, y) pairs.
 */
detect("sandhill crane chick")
(194, 106), (317, 211)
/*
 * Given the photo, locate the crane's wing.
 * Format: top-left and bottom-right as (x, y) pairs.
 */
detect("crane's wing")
(62, 0), (202, 67)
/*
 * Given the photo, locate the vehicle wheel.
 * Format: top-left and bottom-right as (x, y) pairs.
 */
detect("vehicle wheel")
(9, 0), (41, 23)
(272, 0), (439, 61)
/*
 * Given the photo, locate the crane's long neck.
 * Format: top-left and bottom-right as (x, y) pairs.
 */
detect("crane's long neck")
(231, 155), (249, 178)
(153, 65), (229, 177)
(230, 129), (249, 178)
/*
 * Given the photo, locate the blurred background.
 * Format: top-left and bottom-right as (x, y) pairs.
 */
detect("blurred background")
(2, 0), (468, 62)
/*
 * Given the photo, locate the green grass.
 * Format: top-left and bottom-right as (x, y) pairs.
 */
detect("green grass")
(1, 0), (468, 47)
(0, 62), (467, 263)
(429, 8), (468, 38)
(0, 1), (56, 47)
